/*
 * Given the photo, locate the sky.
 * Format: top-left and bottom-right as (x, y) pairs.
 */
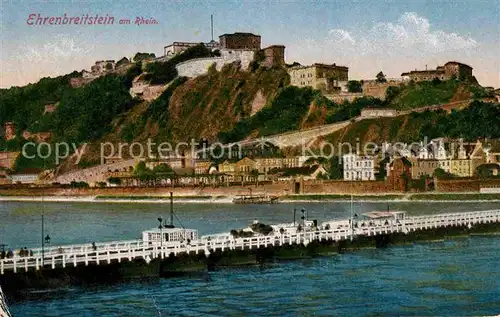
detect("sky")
(1, 0), (499, 88)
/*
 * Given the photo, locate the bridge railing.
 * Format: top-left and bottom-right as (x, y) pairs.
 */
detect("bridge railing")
(1, 210), (499, 274)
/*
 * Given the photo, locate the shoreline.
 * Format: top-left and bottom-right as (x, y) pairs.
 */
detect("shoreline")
(1, 195), (499, 204)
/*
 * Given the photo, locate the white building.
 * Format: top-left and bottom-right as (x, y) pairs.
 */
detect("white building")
(9, 173), (39, 184)
(342, 154), (375, 181)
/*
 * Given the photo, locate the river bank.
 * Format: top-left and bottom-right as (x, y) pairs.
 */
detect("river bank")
(1, 192), (499, 204)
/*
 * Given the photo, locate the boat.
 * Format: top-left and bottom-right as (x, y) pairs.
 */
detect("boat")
(0, 285), (12, 317)
(232, 194), (279, 204)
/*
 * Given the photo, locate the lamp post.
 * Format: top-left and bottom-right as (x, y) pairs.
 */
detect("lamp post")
(41, 208), (45, 264)
(301, 208), (306, 242)
(158, 217), (163, 258)
(43, 234), (50, 265)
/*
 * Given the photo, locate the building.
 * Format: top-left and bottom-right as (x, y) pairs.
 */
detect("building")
(164, 41), (219, 56)
(411, 158), (439, 179)
(219, 32), (261, 50)
(387, 157), (412, 190)
(410, 139), (488, 179)
(4, 122), (16, 141)
(218, 157), (257, 182)
(194, 160), (212, 175)
(361, 79), (406, 100)
(9, 168), (41, 184)
(288, 63), (349, 93)
(450, 142), (473, 177)
(401, 61), (473, 82)
(261, 45), (285, 68)
(360, 108), (399, 118)
(342, 154), (375, 181)
(91, 60), (116, 74)
(254, 156), (309, 174)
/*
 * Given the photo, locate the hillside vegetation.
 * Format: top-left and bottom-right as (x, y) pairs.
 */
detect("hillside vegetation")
(322, 100), (500, 146)
(384, 78), (493, 110)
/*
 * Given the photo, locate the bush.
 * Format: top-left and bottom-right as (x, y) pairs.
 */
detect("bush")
(108, 177), (122, 185)
(218, 86), (316, 143)
(70, 181), (89, 188)
(347, 80), (362, 93)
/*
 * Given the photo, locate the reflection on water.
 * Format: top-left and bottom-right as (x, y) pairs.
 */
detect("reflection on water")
(1, 201), (500, 316)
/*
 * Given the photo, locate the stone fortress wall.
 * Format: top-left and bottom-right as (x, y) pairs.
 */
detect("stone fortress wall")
(54, 159), (137, 185)
(176, 50), (255, 78)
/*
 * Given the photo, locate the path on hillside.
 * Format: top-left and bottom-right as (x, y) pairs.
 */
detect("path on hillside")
(215, 99), (476, 150)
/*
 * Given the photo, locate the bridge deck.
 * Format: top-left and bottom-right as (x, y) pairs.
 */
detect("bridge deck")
(1, 210), (499, 274)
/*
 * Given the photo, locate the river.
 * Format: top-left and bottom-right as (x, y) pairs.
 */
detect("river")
(1, 201), (500, 316)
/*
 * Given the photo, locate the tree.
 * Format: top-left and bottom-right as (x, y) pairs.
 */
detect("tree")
(108, 177), (122, 185)
(433, 168), (454, 180)
(385, 86), (401, 102)
(328, 156), (343, 179)
(134, 161), (154, 182)
(133, 52), (156, 62)
(376, 71), (387, 83)
(347, 80), (363, 93)
(431, 77), (442, 86)
(476, 164), (500, 179)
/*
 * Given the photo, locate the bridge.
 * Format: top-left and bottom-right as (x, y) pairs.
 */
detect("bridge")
(1, 209), (499, 275)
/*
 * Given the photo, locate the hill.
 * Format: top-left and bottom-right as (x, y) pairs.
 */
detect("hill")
(384, 78), (493, 110)
(321, 100), (500, 146)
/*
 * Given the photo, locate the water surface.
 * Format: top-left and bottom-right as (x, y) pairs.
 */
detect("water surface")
(1, 201), (500, 316)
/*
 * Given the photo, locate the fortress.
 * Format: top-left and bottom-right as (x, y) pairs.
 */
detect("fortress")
(401, 61), (473, 82)
(171, 32), (285, 78)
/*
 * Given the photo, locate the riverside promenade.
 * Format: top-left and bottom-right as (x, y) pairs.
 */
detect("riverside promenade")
(1, 209), (499, 275)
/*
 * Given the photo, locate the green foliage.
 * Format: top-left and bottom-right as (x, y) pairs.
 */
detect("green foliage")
(419, 101), (500, 140)
(116, 57), (130, 68)
(388, 79), (459, 110)
(433, 168), (454, 180)
(123, 63), (143, 88)
(145, 77), (188, 122)
(133, 52), (155, 62)
(0, 72), (77, 137)
(107, 177), (122, 185)
(347, 80), (363, 93)
(328, 156), (343, 179)
(144, 44), (216, 85)
(431, 77), (442, 86)
(385, 85), (402, 103)
(218, 86), (316, 143)
(152, 163), (174, 175)
(469, 85), (495, 99)
(326, 97), (383, 124)
(70, 181), (89, 188)
(12, 142), (56, 171)
(120, 115), (147, 143)
(52, 74), (137, 144)
(133, 161), (154, 181)
(475, 164), (500, 179)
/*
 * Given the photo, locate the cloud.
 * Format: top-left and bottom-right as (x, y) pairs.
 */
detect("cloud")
(2, 33), (95, 87)
(23, 34), (94, 62)
(364, 12), (478, 53)
(328, 29), (355, 44)
(298, 12), (478, 57)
